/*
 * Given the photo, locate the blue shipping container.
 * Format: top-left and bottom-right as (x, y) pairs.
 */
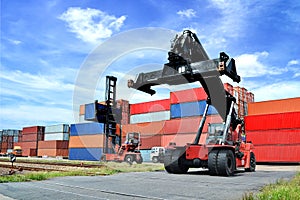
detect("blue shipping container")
(140, 150), (151, 162)
(84, 103), (96, 121)
(171, 101), (218, 118)
(69, 148), (103, 161)
(70, 123), (104, 136)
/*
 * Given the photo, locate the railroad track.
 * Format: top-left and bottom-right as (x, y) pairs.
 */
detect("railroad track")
(0, 163), (65, 172)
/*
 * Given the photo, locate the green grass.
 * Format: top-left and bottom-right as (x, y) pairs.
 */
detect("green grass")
(0, 162), (164, 183)
(243, 172), (300, 200)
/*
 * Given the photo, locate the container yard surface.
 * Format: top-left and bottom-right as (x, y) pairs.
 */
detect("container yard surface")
(0, 165), (298, 200)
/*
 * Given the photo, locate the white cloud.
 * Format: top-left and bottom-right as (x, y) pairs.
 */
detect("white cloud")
(252, 81), (300, 102)
(8, 39), (22, 45)
(235, 51), (287, 78)
(177, 9), (196, 18)
(59, 7), (126, 43)
(287, 59), (299, 66)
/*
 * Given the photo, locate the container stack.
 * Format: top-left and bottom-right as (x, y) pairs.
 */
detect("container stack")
(18, 126), (45, 156)
(69, 122), (105, 161)
(117, 99), (130, 125)
(233, 86), (255, 118)
(130, 99), (170, 124)
(37, 124), (70, 157)
(245, 97), (300, 162)
(0, 130), (19, 153)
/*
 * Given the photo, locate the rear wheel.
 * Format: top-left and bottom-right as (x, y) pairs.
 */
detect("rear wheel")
(136, 155), (143, 164)
(124, 155), (134, 163)
(208, 149), (219, 176)
(152, 156), (158, 163)
(245, 152), (256, 172)
(164, 148), (189, 174)
(217, 149), (235, 176)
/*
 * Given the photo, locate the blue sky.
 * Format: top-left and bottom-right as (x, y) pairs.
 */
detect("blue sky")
(1, 0), (299, 129)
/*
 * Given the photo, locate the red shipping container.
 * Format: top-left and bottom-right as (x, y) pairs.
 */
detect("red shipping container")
(22, 133), (38, 142)
(247, 129), (300, 145)
(140, 135), (162, 149)
(122, 121), (165, 136)
(1, 142), (8, 149)
(19, 141), (38, 149)
(253, 144), (300, 163)
(130, 99), (170, 115)
(22, 148), (37, 156)
(164, 115), (223, 134)
(22, 126), (45, 134)
(245, 112), (300, 131)
(171, 87), (207, 104)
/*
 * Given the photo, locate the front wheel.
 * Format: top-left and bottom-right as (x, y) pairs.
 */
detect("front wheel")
(152, 156), (159, 163)
(245, 152), (256, 172)
(217, 149), (235, 176)
(124, 155), (134, 164)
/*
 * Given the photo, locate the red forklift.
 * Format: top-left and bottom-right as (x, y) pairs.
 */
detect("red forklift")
(100, 76), (143, 164)
(128, 30), (256, 176)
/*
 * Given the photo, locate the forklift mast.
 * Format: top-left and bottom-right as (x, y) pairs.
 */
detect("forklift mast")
(103, 76), (121, 153)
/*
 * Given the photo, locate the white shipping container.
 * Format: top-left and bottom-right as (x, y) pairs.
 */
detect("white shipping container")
(130, 111), (170, 124)
(44, 133), (69, 141)
(45, 124), (69, 133)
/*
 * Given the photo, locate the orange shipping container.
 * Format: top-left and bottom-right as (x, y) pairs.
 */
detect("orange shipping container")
(38, 141), (69, 149)
(248, 97), (300, 116)
(140, 135), (162, 149)
(161, 133), (202, 147)
(79, 104), (85, 115)
(69, 134), (104, 148)
(22, 148), (37, 156)
(122, 121), (165, 136)
(38, 149), (69, 157)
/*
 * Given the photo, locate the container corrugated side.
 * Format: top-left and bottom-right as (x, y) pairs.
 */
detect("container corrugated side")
(246, 129), (300, 145)
(130, 99), (170, 115)
(22, 126), (45, 134)
(170, 87), (207, 104)
(70, 123), (104, 136)
(38, 141), (69, 149)
(130, 111), (170, 124)
(161, 133), (207, 147)
(245, 112), (300, 131)
(253, 144), (300, 163)
(164, 115), (223, 134)
(69, 134), (104, 148)
(122, 121), (165, 136)
(45, 124), (69, 133)
(170, 101), (218, 118)
(69, 148), (103, 161)
(37, 149), (69, 157)
(248, 97), (300, 116)
(44, 133), (69, 141)
(139, 135), (162, 149)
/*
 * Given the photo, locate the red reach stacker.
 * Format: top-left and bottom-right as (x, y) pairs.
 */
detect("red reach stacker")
(128, 30), (256, 176)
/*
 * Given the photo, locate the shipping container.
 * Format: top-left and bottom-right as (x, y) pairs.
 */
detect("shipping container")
(44, 133), (69, 141)
(170, 87), (207, 104)
(161, 133), (198, 147)
(164, 115), (223, 134)
(22, 126), (45, 134)
(122, 121), (165, 136)
(38, 149), (69, 157)
(170, 101), (218, 118)
(245, 112), (300, 131)
(38, 141), (69, 149)
(21, 133), (38, 142)
(69, 148), (103, 161)
(79, 104), (85, 115)
(246, 129), (300, 145)
(69, 135), (104, 148)
(45, 124), (69, 133)
(130, 99), (170, 115)
(22, 148), (37, 156)
(70, 123), (104, 136)
(253, 144), (300, 163)
(130, 111), (170, 124)
(248, 97), (300, 116)
(140, 135), (162, 149)
(140, 150), (151, 162)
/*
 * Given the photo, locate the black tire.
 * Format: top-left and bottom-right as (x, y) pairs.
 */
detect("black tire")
(124, 155), (134, 163)
(136, 155), (143, 164)
(208, 149), (219, 176)
(152, 156), (159, 163)
(217, 149), (235, 176)
(164, 148), (189, 174)
(245, 152), (256, 172)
